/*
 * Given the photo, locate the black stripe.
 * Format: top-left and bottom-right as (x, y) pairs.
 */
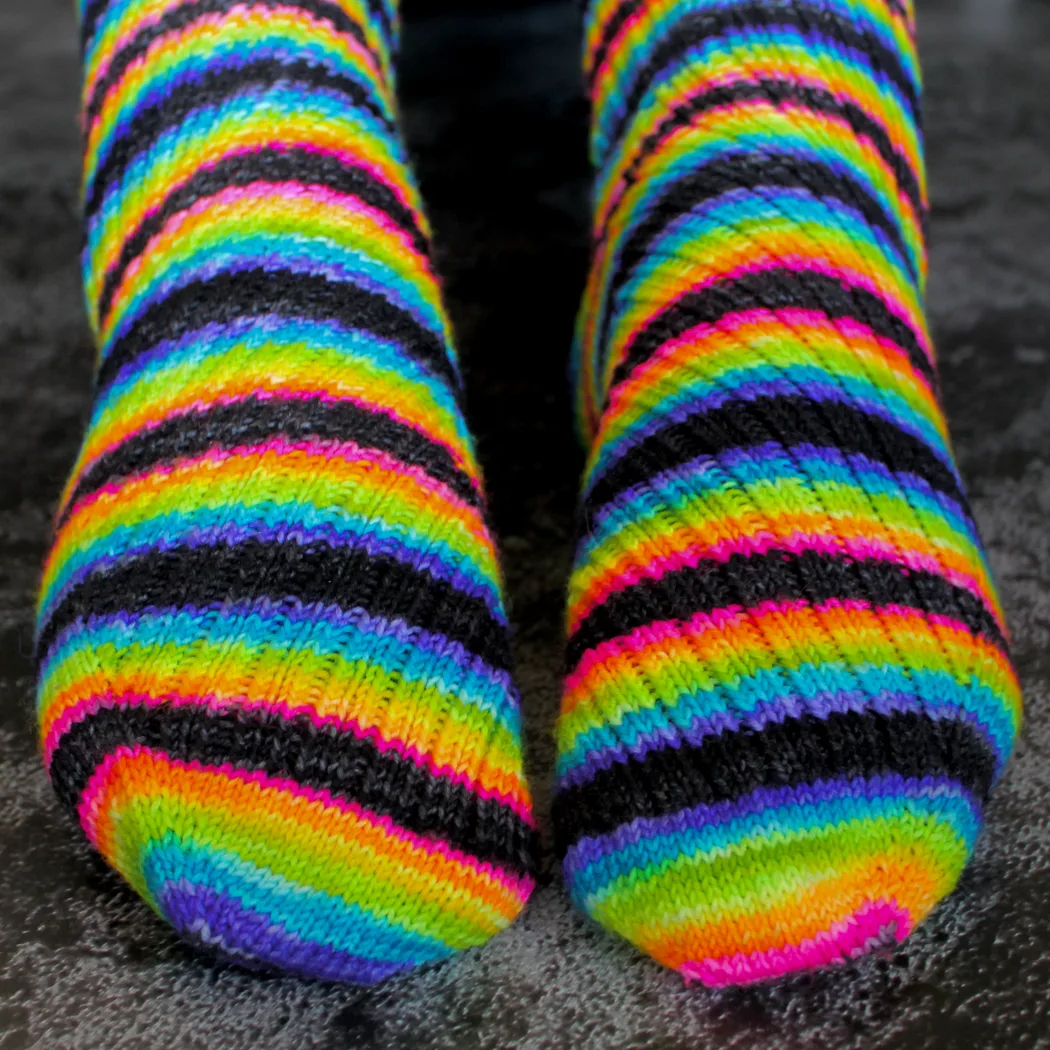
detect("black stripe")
(604, 82), (924, 233)
(601, 0), (921, 158)
(94, 269), (459, 395)
(605, 153), (919, 324)
(82, 0), (394, 67)
(80, 0), (111, 54)
(60, 394), (480, 525)
(85, 58), (393, 221)
(586, 394), (962, 517)
(37, 540), (511, 672)
(606, 269), (935, 393)
(84, 0), (376, 128)
(602, 77), (926, 250)
(553, 710), (995, 853)
(50, 704), (536, 875)
(565, 548), (1005, 675)
(587, 0), (641, 88)
(96, 147), (429, 327)
(364, 0), (395, 49)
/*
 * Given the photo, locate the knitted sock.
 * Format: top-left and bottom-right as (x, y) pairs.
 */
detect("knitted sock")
(36, 0), (534, 983)
(553, 0), (1022, 985)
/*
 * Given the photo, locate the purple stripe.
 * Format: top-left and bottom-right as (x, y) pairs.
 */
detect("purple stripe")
(584, 442), (976, 547)
(596, 377), (950, 474)
(557, 689), (999, 791)
(159, 881), (412, 984)
(40, 598), (518, 699)
(106, 252), (440, 353)
(562, 773), (980, 872)
(55, 518), (503, 621)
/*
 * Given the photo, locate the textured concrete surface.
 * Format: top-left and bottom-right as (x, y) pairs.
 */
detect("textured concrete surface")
(1, 0), (1049, 1047)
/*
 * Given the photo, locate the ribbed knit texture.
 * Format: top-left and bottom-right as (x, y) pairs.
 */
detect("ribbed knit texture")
(553, 0), (1022, 985)
(36, 0), (534, 984)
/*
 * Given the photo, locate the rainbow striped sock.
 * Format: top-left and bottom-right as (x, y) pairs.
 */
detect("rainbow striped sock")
(554, 0), (1022, 985)
(36, 0), (535, 983)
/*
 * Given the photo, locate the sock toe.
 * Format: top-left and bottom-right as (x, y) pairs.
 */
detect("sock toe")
(40, 595), (535, 981)
(560, 772), (981, 984)
(73, 740), (530, 983)
(553, 587), (1017, 983)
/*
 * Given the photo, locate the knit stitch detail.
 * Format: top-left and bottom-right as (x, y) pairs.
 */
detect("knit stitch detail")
(555, 0), (1021, 985)
(38, 0), (534, 984)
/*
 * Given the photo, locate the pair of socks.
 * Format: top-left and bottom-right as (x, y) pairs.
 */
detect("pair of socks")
(37, 0), (1021, 986)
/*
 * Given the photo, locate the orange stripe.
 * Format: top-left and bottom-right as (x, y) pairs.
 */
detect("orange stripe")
(87, 115), (420, 308)
(603, 314), (943, 439)
(598, 65), (925, 234)
(50, 444), (493, 583)
(638, 850), (944, 971)
(86, 8), (387, 180)
(44, 680), (526, 810)
(569, 521), (991, 634)
(91, 750), (523, 921)
(67, 371), (472, 511)
(560, 602), (1018, 721)
(103, 188), (436, 345)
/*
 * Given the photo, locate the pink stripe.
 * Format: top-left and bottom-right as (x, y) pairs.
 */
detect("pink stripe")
(101, 174), (420, 325)
(565, 598), (992, 694)
(588, 2), (648, 82)
(95, 140), (417, 289)
(569, 530), (989, 633)
(678, 898), (912, 986)
(87, 3), (382, 113)
(68, 388), (476, 519)
(608, 306), (939, 413)
(567, 604), (747, 692)
(62, 433), (482, 533)
(614, 258), (929, 364)
(79, 745), (533, 898)
(44, 690), (534, 825)
(111, 179), (423, 303)
(87, 1), (192, 93)
(259, 142), (413, 212)
(596, 72), (923, 231)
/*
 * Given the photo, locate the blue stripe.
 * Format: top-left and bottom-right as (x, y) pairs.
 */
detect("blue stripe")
(39, 604), (521, 731)
(142, 837), (451, 964)
(564, 781), (980, 902)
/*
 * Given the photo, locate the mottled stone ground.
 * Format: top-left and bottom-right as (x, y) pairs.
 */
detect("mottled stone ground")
(1, 1), (1048, 1046)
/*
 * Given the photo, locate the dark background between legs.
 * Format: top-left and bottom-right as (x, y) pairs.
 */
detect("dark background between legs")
(1, 0), (1049, 1046)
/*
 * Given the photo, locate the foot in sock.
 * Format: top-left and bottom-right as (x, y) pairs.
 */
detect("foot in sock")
(553, 0), (1021, 985)
(36, 0), (534, 983)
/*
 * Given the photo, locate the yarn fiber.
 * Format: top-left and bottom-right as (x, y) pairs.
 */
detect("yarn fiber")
(37, 0), (535, 983)
(554, 0), (1022, 985)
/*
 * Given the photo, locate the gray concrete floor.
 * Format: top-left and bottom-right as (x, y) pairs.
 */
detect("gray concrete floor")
(1, 1), (1049, 1047)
